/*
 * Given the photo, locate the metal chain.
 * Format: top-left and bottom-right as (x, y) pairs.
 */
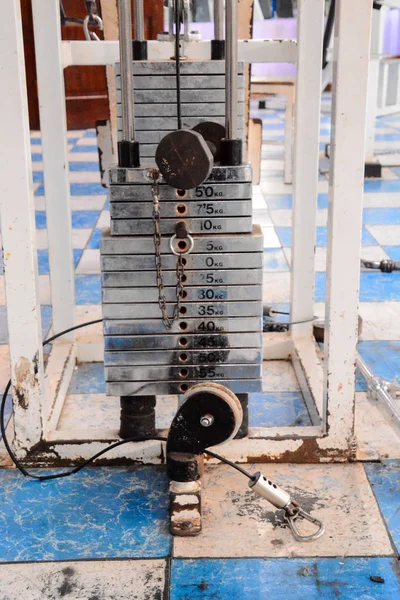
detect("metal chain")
(152, 173), (185, 329)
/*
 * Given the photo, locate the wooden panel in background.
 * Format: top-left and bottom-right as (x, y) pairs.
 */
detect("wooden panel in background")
(22, 0), (164, 130)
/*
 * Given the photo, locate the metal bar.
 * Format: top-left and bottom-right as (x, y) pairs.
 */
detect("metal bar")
(290, 0), (324, 336)
(225, 0), (239, 138)
(102, 285), (263, 303)
(357, 354), (400, 424)
(102, 268), (262, 287)
(110, 216), (253, 235)
(32, 0), (75, 339)
(118, 0), (134, 141)
(0, 0), (46, 450)
(324, 0), (372, 442)
(134, 0), (145, 41)
(105, 348), (262, 366)
(62, 39), (298, 67)
(214, 0), (224, 40)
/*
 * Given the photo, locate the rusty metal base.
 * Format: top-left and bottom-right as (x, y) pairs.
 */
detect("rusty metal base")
(170, 480), (202, 536)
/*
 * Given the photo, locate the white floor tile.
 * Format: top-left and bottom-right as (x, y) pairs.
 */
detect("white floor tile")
(263, 272), (290, 303)
(174, 463), (393, 558)
(72, 228), (93, 249)
(76, 249), (101, 274)
(68, 152), (99, 162)
(0, 560), (166, 600)
(262, 360), (300, 392)
(70, 196), (107, 211)
(96, 210), (111, 229)
(360, 246), (390, 262)
(253, 210), (273, 227)
(363, 192), (400, 208)
(261, 226), (281, 248)
(365, 224), (400, 245)
(68, 171), (102, 184)
(359, 301), (400, 340)
(356, 392), (400, 460)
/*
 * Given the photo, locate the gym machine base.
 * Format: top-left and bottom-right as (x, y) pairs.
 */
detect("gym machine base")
(0, 0), (373, 530)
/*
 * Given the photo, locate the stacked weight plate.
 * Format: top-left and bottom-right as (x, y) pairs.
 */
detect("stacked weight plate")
(101, 164), (264, 396)
(116, 60), (245, 165)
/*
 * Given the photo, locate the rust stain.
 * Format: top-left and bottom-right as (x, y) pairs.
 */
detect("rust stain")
(247, 438), (355, 464)
(338, 383), (343, 391)
(14, 357), (36, 410)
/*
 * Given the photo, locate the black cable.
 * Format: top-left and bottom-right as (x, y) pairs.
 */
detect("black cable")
(1, 319), (103, 480)
(0, 318), (254, 483)
(322, 0), (335, 70)
(175, 0), (183, 130)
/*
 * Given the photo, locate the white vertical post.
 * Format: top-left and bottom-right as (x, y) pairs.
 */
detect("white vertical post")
(32, 0), (75, 339)
(290, 0), (324, 335)
(0, 0), (45, 449)
(365, 57), (379, 163)
(324, 1), (372, 445)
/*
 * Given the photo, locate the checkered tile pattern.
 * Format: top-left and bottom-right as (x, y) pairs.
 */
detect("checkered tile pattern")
(0, 94), (399, 598)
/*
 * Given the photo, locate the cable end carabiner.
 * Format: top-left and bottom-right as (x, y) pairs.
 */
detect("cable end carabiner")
(284, 504), (325, 542)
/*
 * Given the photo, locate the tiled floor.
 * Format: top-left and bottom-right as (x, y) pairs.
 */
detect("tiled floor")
(0, 95), (400, 597)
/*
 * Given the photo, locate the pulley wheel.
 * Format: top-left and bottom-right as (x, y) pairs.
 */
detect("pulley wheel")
(155, 129), (213, 190)
(193, 122), (226, 162)
(167, 382), (243, 457)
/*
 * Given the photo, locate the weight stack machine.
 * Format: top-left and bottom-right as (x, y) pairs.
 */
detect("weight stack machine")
(101, 0), (264, 534)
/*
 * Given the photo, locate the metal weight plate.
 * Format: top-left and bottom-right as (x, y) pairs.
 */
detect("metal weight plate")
(104, 348), (262, 366)
(105, 364), (262, 382)
(110, 217), (253, 236)
(192, 122), (226, 162)
(102, 268), (263, 287)
(155, 129), (213, 190)
(117, 103), (244, 118)
(116, 75), (245, 90)
(128, 89), (246, 104)
(106, 379), (262, 396)
(125, 60), (245, 76)
(110, 183), (252, 202)
(104, 332), (262, 351)
(101, 253), (262, 272)
(102, 285), (263, 304)
(102, 301), (263, 320)
(101, 225), (263, 254)
(103, 317), (263, 335)
(109, 164), (252, 185)
(133, 130), (245, 145)
(109, 200), (252, 219)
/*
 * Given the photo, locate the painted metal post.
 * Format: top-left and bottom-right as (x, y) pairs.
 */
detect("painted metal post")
(323, 0), (372, 447)
(0, 0), (45, 449)
(290, 0), (324, 337)
(32, 0), (76, 340)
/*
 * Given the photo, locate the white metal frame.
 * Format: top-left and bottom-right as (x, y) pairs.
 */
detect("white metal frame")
(0, 0), (372, 465)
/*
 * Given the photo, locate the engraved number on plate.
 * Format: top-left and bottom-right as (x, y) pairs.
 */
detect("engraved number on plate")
(195, 186), (223, 198)
(198, 289), (225, 300)
(198, 321), (223, 332)
(198, 305), (224, 316)
(200, 219), (222, 231)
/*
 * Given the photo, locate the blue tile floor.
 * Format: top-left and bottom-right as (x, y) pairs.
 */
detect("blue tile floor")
(0, 103), (400, 597)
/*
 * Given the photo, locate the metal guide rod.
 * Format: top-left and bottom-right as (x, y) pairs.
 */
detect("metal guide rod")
(118, 0), (134, 142)
(214, 0), (224, 40)
(134, 0), (145, 41)
(225, 0), (239, 139)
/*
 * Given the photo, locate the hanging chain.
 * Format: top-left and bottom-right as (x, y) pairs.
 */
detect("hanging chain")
(152, 173), (185, 329)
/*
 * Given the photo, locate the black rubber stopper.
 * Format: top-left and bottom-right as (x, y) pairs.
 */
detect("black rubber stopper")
(220, 138), (243, 167)
(132, 40), (148, 61)
(193, 121), (226, 163)
(119, 396), (156, 440)
(118, 140), (140, 168)
(155, 129), (213, 190)
(211, 40), (225, 60)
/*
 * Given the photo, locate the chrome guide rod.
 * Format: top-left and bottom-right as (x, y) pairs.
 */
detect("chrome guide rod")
(118, 0), (134, 143)
(357, 354), (400, 423)
(134, 0), (145, 41)
(225, 0), (239, 139)
(214, 0), (224, 41)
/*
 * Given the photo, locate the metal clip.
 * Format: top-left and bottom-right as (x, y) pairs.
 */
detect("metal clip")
(284, 502), (325, 542)
(83, 14), (103, 41)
